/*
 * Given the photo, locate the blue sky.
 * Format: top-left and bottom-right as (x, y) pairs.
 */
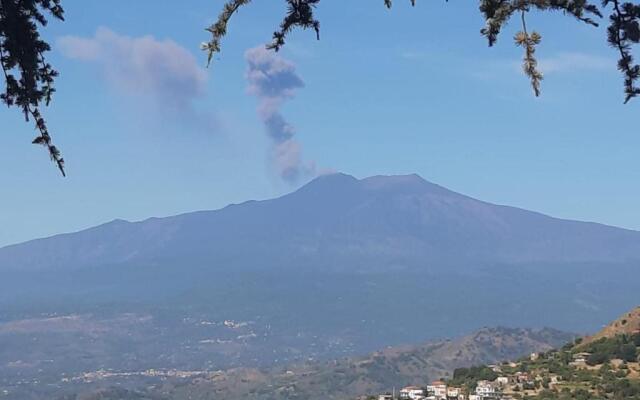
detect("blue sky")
(1, 0), (638, 247)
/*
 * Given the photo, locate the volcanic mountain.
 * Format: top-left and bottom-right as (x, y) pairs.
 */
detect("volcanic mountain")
(2, 173), (640, 272)
(1, 173), (639, 356)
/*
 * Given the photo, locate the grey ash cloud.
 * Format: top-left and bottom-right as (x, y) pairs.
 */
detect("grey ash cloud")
(245, 46), (317, 183)
(57, 27), (209, 122)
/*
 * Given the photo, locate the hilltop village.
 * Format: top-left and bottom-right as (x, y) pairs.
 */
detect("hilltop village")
(367, 309), (640, 400)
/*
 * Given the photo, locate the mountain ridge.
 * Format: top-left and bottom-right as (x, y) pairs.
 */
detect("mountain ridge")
(581, 305), (640, 346)
(2, 172), (640, 272)
(4, 172), (639, 249)
(167, 326), (574, 400)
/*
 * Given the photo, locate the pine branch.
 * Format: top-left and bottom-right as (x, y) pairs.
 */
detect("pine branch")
(603, 0), (640, 103)
(480, 0), (601, 47)
(267, 0), (321, 52)
(29, 106), (65, 176)
(202, 0), (640, 102)
(203, 0), (253, 66)
(0, 0), (65, 175)
(515, 10), (544, 96)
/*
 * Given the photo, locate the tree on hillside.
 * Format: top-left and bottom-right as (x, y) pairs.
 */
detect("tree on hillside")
(2, 0), (640, 175)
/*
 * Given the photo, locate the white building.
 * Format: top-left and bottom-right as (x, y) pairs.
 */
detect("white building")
(569, 352), (591, 368)
(400, 386), (426, 400)
(446, 387), (465, 400)
(475, 380), (499, 399)
(488, 364), (502, 373)
(495, 376), (509, 386)
(426, 381), (447, 400)
(514, 372), (531, 384)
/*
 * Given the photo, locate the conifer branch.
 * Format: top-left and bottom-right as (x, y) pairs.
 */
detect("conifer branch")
(480, 1), (601, 47)
(267, 0), (321, 52)
(0, 0), (65, 176)
(203, 0), (253, 66)
(603, 0), (640, 103)
(29, 106), (65, 176)
(515, 10), (543, 96)
(203, 0), (640, 102)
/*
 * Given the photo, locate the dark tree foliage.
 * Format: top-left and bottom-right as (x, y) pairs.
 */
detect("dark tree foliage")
(583, 334), (639, 365)
(205, 0), (640, 103)
(449, 365), (499, 388)
(0, 0), (65, 175)
(604, 0), (640, 102)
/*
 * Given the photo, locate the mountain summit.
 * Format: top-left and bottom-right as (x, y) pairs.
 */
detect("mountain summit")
(1, 172), (639, 272)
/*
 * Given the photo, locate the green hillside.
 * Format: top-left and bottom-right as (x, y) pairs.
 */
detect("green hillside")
(442, 307), (640, 400)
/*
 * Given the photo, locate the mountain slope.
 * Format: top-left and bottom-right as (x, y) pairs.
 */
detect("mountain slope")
(582, 305), (640, 345)
(58, 327), (574, 400)
(149, 327), (573, 400)
(441, 306), (640, 400)
(2, 173), (640, 272)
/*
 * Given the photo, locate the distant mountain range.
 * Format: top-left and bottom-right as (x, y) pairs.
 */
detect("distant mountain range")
(2, 173), (640, 271)
(1, 173), (639, 378)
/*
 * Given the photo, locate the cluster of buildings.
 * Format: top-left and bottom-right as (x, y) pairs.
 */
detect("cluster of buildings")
(374, 357), (550, 400)
(376, 380), (502, 400)
(373, 351), (575, 400)
(66, 368), (222, 383)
